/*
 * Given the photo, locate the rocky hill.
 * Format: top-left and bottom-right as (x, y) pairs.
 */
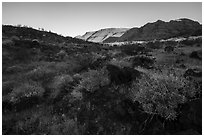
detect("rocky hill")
(75, 28), (129, 43)
(103, 18), (202, 43)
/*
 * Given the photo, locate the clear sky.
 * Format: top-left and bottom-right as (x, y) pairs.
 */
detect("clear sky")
(2, 2), (202, 37)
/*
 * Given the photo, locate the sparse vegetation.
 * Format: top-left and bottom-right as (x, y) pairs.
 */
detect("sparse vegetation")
(2, 25), (202, 135)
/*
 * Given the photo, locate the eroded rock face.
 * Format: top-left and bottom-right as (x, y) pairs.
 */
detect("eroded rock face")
(106, 64), (142, 85)
(108, 18), (202, 42)
(76, 28), (129, 43)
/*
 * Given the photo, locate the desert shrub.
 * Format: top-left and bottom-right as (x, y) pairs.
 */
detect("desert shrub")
(76, 68), (110, 93)
(49, 119), (80, 135)
(109, 58), (132, 68)
(180, 52), (185, 56)
(129, 72), (199, 120)
(106, 64), (143, 85)
(49, 74), (74, 99)
(47, 62), (73, 74)
(25, 66), (56, 84)
(180, 39), (202, 46)
(88, 52), (109, 69)
(146, 41), (163, 49)
(71, 53), (95, 72)
(2, 39), (15, 47)
(183, 68), (202, 78)
(164, 41), (178, 46)
(46, 60), (82, 74)
(5, 65), (24, 74)
(13, 48), (33, 61)
(107, 50), (126, 58)
(2, 81), (17, 96)
(9, 81), (45, 103)
(189, 50), (202, 60)
(56, 50), (67, 61)
(11, 36), (20, 41)
(120, 44), (146, 55)
(132, 55), (155, 69)
(12, 111), (43, 134)
(164, 45), (174, 53)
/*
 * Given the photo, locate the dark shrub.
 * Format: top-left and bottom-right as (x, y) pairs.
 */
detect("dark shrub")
(74, 53), (94, 72)
(179, 98), (202, 130)
(164, 45), (174, 53)
(3, 81), (45, 112)
(181, 39), (202, 46)
(165, 41), (178, 46)
(146, 41), (163, 49)
(76, 68), (110, 93)
(121, 44), (146, 55)
(13, 48), (33, 62)
(179, 64), (186, 69)
(183, 69), (202, 78)
(180, 52), (185, 56)
(129, 71), (200, 121)
(2, 81), (17, 96)
(109, 58), (132, 68)
(26, 66), (56, 85)
(5, 65), (23, 74)
(189, 51), (202, 60)
(132, 56), (155, 69)
(180, 38), (202, 46)
(49, 74), (74, 102)
(106, 64), (142, 85)
(2, 39), (15, 47)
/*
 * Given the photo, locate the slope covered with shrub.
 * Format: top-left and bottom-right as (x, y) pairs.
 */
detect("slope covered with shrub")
(2, 25), (202, 135)
(3, 25), (94, 45)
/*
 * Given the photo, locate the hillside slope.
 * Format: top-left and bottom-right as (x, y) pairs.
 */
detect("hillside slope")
(104, 18), (202, 43)
(2, 25), (93, 45)
(75, 28), (129, 43)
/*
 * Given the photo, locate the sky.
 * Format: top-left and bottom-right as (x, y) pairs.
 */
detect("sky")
(2, 2), (202, 37)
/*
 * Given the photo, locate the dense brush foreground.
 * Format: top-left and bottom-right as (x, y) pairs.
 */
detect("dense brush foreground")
(2, 25), (202, 135)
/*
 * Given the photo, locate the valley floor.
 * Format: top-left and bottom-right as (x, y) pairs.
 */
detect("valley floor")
(2, 37), (202, 135)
